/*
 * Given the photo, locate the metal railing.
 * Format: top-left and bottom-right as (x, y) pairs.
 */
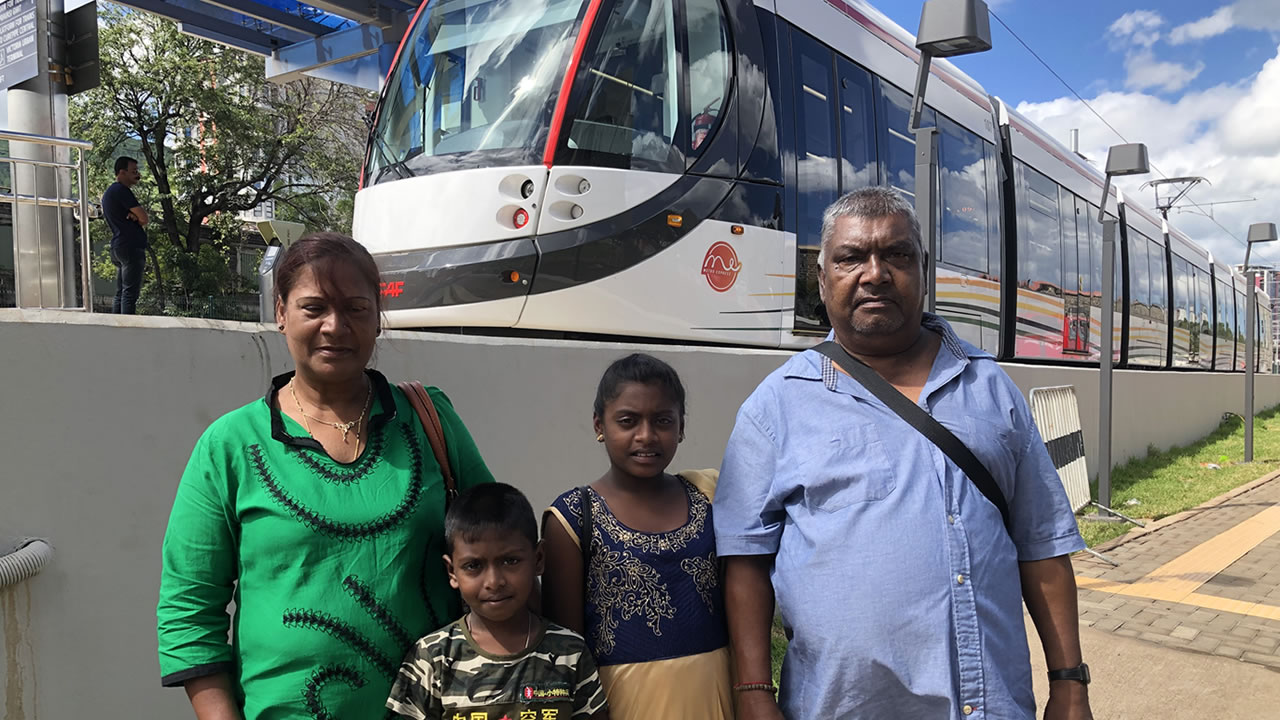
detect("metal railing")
(1, 128), (94, 310)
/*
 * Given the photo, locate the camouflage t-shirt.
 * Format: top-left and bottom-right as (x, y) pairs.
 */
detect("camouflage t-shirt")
(386, 616), (607, 720)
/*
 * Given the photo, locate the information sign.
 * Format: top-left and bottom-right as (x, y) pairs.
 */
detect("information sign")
(0, 0), (38, 92)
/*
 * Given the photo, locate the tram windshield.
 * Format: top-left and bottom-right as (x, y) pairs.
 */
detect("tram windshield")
(367, 0), (733, 184)
(367, 0), (588, 184)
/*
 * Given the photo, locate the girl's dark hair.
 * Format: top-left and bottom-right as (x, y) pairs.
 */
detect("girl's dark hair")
(274, 232), (382, 312)
(444, 483), (538, 555)
(593, 353), (687, 423)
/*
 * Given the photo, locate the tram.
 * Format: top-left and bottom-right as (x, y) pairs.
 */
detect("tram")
(355, 0), (1272, 371)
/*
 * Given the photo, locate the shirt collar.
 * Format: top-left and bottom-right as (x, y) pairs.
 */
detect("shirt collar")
(264, 368), (398, 449)
(786, 313), (980, 392)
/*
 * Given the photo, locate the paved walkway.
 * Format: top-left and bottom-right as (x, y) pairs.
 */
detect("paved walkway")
(1071, 469), (1280, 669)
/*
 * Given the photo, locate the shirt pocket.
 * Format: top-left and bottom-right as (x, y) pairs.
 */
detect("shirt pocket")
(799, 423), (897, 512)
(962, 415), (1018, 490)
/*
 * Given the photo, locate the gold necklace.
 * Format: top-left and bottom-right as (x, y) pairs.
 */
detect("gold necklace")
(289, 377), (372, 445)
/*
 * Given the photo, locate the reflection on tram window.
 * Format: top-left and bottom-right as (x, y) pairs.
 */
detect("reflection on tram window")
(837, 57), (877, 193)
(1127, 229), (1153, 365)
(1172, 255), (1194, 365)
(1058, 191), (1083, 354)
(1216, 280), (1234, 370)
(563, 0), (683, 171)
(1149, 237), (1168, 346)
(877, 81), (934, 198)
(939, 117), (989, 276)
(1198, 271), (1214, 368)
(1016, 162), (1062, 298)
(792, 30), (838, 331)
(367, 0), (586, 182)
(686, 0), (731, 154)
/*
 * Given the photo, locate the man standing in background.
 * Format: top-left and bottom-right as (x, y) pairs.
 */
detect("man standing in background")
(102, 156), (148, 314)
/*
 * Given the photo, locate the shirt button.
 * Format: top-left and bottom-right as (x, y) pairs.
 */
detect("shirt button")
(957, 574), (966, 585)
(963, 704), (974, 715)
(948, 514), (955, 524)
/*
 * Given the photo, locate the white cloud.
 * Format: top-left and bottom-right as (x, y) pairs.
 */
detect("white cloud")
(1108, 10), (1165, 48)
(1124, 50), (1205, 93)
(1170, 6), (1236, 44)
(1015, 46), (1280, 267)
(1169, 1), (1280, 45)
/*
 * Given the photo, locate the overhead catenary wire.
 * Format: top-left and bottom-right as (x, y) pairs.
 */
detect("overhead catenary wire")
(988, 11), (1247, 248)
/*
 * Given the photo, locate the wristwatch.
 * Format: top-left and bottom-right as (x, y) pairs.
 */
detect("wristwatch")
(1047, 663), (1091, 685)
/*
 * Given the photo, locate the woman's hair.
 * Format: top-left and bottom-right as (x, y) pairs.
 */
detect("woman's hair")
(273, 232), (382, 311)
(592, 353), (687, 423)
(444, 483), (538, 555)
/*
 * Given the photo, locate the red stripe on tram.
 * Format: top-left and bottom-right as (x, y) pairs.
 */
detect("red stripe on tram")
(543, 0), (607, 168)
(360, 0), (436, 190)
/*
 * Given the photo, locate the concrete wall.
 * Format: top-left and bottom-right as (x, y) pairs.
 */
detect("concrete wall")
(2, 309), (1279, 718)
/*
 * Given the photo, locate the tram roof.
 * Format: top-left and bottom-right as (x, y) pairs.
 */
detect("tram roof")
(111, 0), (418, 89)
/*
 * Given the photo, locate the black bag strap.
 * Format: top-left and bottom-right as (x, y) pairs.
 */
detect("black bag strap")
(812, 341), (1011, 531)
(577, 486), (593, 607)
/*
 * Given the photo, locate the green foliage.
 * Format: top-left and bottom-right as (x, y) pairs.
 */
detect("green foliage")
(71, 4), (367, 304)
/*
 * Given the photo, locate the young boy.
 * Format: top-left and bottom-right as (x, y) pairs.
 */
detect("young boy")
(387, 483), (610, 720)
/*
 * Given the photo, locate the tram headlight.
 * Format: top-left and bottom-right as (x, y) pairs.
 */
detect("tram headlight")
(521, 179), (536, 199)
(578, 179), (591, 194)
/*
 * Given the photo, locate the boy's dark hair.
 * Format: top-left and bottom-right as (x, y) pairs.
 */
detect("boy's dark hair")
(444, 483), (538, 554)
(592, 353), (686, 423)
(114, 156), (138, 174)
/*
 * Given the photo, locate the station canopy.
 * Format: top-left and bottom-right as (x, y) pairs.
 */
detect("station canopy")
(113, 0), (419, 90)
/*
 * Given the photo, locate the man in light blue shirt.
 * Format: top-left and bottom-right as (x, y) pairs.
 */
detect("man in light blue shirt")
(715, 187), (1092, 720)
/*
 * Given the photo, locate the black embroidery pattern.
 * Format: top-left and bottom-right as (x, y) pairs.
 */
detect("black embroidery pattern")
(302, 664), (366, 720)
(283, 609), (398, 678)
(289, 425), (388, 485)
(249, 425), (424, 542)
(342, 574), (414, 650)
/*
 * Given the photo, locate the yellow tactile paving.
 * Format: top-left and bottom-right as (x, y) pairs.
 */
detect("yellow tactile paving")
(1076, 504), (1280, 619)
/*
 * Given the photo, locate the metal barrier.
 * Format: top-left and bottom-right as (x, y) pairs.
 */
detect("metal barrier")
(1, 128), (94, 310)
(1029, 385), (1144, 566)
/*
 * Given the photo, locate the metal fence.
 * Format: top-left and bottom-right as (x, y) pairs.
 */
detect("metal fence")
(1, 129), (93, 310)
(90, 293), (263, 322)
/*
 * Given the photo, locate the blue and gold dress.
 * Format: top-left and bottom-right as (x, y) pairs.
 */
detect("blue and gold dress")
(546, 471), (733, 720)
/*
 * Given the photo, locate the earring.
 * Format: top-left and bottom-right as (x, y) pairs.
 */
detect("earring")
(277, 324), (284, 331)
(596, 433), (604, 442)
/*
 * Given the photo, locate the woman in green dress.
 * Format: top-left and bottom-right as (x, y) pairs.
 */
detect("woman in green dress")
(157, 232), (494, 720)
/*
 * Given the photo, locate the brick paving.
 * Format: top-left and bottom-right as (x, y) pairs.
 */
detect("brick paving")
(1073, 472), (1280, 670)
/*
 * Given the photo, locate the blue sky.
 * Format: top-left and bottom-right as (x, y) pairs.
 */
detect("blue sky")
(876, 0), (1280, 267)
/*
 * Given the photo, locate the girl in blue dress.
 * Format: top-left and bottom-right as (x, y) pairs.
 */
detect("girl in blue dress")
(542, 354), (732, 720)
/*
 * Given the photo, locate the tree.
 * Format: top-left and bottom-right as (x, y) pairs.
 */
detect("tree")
(71, 4), (369, 305)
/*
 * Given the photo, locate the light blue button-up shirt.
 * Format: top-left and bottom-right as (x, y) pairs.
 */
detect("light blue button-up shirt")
(714, 315), (1085, 720)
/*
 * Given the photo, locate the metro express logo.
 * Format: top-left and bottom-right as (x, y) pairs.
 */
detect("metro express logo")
(380, 281), (405, 298)
(701, 242), (741, 292)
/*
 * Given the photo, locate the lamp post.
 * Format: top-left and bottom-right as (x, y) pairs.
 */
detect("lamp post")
(910, 0), (993, 312)
(1097, 144), (1150, 518)
(1244, 222), (1278, 462)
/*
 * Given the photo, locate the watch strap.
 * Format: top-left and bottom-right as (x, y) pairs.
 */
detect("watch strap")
(1047, 663), (1090, 685)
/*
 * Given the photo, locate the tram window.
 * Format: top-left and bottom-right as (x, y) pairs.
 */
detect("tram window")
(939, 117), (989, 275)
(877, 81), (934, 197)
(1015, 161), (1062, 300)
(791, 30), (839, 331)
(837, 57), (877, 194)
(1128, 229), (1150, 319)
(1172, 255), (1194, 364)
(1217, 280), (1234, 368)
(1087, 203), (1103, 321)
(1198, 271), (1214, 367)
(686, 0), (732, 155)
(562, 0), (683, 171)
(1149, 238), (1167, 327)
(1236, 290), (1247, 368)
(984, 144), (1002, 282)
(1059, 191), (1084, 353)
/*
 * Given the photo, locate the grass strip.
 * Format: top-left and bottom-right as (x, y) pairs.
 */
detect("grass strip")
(1078, 404), (1280, 548)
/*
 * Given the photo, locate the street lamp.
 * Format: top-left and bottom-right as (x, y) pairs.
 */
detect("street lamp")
(1097, 143), (1150, 519)
(910, 0), (993, 312)
(1244, 222), (1278, 462)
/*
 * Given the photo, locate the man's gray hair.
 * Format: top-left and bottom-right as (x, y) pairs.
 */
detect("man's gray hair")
(817, 186), (923, 265)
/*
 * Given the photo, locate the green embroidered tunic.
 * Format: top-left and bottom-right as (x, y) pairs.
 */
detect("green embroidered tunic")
(157, 370), (494, 720)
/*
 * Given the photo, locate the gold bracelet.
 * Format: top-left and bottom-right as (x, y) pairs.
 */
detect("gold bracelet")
(733, 681), (778, 694)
